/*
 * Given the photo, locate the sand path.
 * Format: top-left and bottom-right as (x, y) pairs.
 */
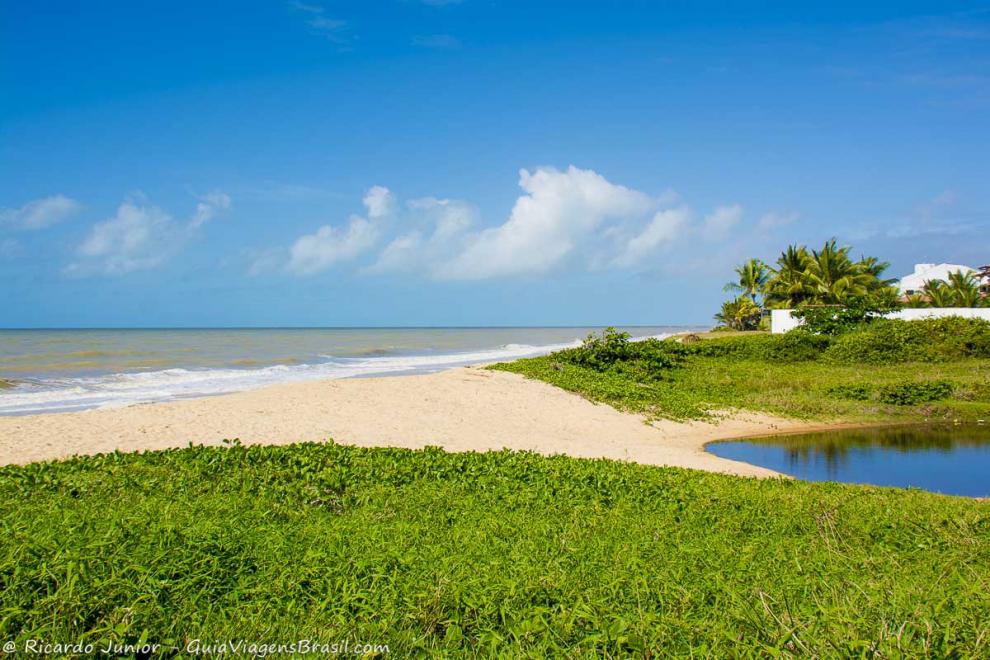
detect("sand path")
(0, 366), (833, 476)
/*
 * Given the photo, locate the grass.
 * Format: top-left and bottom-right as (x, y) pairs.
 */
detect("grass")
(491, 340), (990, 423)
(2, 441), (989, 656)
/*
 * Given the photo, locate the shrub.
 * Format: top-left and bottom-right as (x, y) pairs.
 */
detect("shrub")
(793, 294), (901, 336)
(557, 328), (687, 378)
(688, 331), (830, 362)
(826, 384), (871, 401)
(561, 327), (634, 371)
(825, 381), (956, 405)
(877, 381), (955, 406)
(824, 317), (990, 364)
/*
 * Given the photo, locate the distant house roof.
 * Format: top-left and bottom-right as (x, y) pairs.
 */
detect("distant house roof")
(897, 263), (975, 293)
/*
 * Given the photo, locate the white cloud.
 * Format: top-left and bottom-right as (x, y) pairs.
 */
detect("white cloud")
(370, 232), (426, 273)
(612, 207), (690, 267)
(436, 166), (653, 279)
(66, 191), (229, 277)
(367, 197), (476, 275)
(363, 185), (394, 219)
(288, 216), (378, 275)
(262, 168), (750, 280)
(757, 211), (800, 231)
(1, 194), (82, 230)
(286, 185), (393, 276)
(702, 204), (742, 240)
(189, 190), (232, 229)
(67, 201), (174, 276)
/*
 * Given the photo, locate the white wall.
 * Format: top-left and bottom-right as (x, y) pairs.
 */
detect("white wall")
(770, 307), (990, 334)
(770, 309), (804, 334)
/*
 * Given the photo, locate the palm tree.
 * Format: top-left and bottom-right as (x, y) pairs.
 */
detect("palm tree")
(714, 297), (762, 331)
(923, 280), (956, 307)
(802, 239), (874, 305)
(723, 258), (770, 305)
(764, 245), (812, 308)
(945, 271), (983, 307)
(856, 255), (896, 290)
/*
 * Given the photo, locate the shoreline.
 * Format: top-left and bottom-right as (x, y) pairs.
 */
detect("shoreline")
(0, 327), (704, 416)
(0, 364), (852, 476)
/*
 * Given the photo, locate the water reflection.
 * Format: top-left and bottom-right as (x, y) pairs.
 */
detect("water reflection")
(707, 425), (990, 497)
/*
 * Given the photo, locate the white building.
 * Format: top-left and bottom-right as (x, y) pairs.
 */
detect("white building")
(897, 263), (975, 295)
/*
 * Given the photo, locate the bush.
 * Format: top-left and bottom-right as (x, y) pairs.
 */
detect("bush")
(793, 295), (901, 336)
(558, 328), (687, 378)
(688, 331), (830, 362)
(826, 381), (956, 405)
(561, 327), (634, 371)
(826, 384), (871, 401)
(824, 317), (990, 364)
(877, 381), (955, 406)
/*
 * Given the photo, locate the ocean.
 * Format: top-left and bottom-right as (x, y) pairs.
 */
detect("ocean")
(0, 326), (698, 415)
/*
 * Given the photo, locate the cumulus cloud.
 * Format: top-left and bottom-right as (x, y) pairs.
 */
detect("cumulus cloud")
(67, 200), (174, 276)
(363, 185), (395, 219)
(0, 194), (82, 230)
(287, 186), (393, 275)
(367, 197), (476, 275)
(611, 207), (690, 268)
(268, 168), (744, 280)
(436, 166), (653, 279)
(288, 217), (378, 275)
(702, 204), (742, 240)
(189, 190), (232, 229)
(66, 191), (229, 277)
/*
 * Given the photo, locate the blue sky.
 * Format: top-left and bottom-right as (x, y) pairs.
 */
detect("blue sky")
(2, 1), (988, 327)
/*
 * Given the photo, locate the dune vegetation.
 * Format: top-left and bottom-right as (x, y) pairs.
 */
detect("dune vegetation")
(492, 319), (990, 423)
(2, 441), (989, 656)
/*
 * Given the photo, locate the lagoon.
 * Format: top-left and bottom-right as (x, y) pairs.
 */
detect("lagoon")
(707, 424), (990, 497)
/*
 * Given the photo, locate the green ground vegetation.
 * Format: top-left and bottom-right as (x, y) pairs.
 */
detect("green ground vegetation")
(2, 442), (988, 656)
(491, 319), (990, 422)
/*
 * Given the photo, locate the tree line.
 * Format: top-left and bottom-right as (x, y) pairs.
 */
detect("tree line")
(717, 239), (987, 331)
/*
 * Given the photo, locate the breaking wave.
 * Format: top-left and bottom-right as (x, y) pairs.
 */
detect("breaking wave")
(0, 333), (674, 415)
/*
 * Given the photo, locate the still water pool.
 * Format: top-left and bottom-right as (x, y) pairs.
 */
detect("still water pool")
(707, 425), (990, 497)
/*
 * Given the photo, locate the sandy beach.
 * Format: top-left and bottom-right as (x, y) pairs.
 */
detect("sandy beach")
(0, 365), (838, 476)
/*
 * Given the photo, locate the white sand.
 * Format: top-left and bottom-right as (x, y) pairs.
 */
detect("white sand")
(0, 366), (838, 476)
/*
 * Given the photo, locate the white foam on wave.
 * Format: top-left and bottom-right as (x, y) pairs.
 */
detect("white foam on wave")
(0, 333), (675, 415)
